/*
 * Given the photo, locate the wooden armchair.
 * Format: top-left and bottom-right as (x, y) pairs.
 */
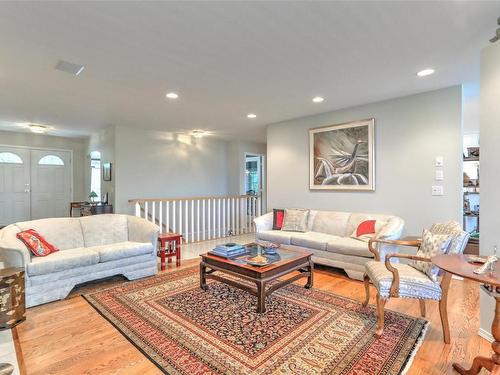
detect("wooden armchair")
(362, 223), (469, 343)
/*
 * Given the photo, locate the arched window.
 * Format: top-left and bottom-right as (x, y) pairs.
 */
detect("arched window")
(38, 155), (64, 166)
(0, 152), (23, 164)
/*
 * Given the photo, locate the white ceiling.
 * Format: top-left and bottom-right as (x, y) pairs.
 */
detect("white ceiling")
(0, 1), (498, 141)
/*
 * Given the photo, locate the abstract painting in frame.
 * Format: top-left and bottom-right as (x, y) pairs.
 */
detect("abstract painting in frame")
(309, 118), (375, 191)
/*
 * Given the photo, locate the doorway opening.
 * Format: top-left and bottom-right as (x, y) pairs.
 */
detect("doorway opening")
(244, 153), (266, 213)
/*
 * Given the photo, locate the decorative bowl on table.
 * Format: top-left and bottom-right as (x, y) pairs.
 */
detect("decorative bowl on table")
(246, 254), (270, 266)
(256, 240), (280, 255)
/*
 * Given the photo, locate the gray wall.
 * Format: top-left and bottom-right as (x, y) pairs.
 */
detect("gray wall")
(267, 86), (462, 235)
(0, 130), (87, 201)
(479, 41), (500, 340)
(113, 126), (231, 214)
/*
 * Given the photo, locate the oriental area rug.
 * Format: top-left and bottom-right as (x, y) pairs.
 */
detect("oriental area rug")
(84, 267), (427, 375)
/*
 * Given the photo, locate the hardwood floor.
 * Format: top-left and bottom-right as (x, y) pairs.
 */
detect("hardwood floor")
(15, 260), (491, 375)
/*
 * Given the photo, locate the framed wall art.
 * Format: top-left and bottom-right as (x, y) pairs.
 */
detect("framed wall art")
(309, 118), (375, 191)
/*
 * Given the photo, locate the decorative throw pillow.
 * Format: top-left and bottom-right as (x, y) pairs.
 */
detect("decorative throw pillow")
(350, 220), (384, 242)
(272, 209), (285, 230)
(410, 229), (451, 282)
(16, 229), (58, 257)
(281, 208), (309, 232)
(430, 221), (469, 254)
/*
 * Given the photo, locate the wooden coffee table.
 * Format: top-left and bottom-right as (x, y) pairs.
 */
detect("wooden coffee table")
(200, 244), (313, 313)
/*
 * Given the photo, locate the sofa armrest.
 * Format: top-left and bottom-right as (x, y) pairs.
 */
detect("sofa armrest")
(254, 212), (273, 232)
(127, 216), (160, 249)
(0, 225), (31, 268)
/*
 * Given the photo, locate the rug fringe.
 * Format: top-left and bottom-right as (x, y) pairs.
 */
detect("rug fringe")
(399, 321), (430, 375)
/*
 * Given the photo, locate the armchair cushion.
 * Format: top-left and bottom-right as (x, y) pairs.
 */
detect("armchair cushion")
(365, 260), (442, 300)
(411, 229), (451, 281)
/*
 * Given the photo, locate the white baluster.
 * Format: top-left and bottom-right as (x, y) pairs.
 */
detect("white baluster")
(178, 200), (182, 238)
(236, 197), (240, 235)
(152, 202), (156, 226)
(231, 198), (235, 236)
(172, 201), (176, 233)
(223, 198), (227, 238)
(191, 200), (195, 242)
(218, 198), (221, 238)
(201, 200), (205, 241)
(207, 199), (211, 240)
(166, 201), (170, 233)
(144, 202), (149, 222)
(159, 201), (163, 233)
(257, 196), (262, 217)
(251, 197), (256, 231)
(213, 199), (216, 239)
(185, 200), (189, 243)
(135, 202), (140, 217)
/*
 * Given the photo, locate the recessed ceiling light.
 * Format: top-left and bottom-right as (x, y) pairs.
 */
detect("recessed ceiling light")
(247, 113), (257, 119)
(55, 60), (85, 76)
(417, 68), (435, 77)
(166, 92), (179, 99)
(28, 124), (50, 134)
(191, 129), (208, 138)
(312, 96), (324, 103)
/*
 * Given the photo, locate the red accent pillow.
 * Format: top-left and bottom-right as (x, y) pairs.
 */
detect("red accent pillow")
(356, 220), (377, 237)
(16, 229), (58, 257)
(273, 209), (285, 230)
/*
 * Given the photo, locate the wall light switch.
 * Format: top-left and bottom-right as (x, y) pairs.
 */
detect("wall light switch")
(432, 185), (444, 196)
(435, 170), (444, 180)
(435, 156), (444, 167)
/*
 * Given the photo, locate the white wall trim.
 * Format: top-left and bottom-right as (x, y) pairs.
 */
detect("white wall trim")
(478, 328), (494, 343)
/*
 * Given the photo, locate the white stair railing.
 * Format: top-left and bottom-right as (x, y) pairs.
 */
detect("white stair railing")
(129, 195), (261, 243)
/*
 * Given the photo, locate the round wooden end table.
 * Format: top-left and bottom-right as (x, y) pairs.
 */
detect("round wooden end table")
(432, 254), (500, 375)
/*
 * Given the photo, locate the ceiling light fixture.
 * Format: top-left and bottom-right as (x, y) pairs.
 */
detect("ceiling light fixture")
(312, 96), (324, 103)
(191, 129), (208, 138)
(166, 92), (179, 99)
(28, 124), (50, 134)
(247, 113), (257, 119)
(417, 68), (435, 77)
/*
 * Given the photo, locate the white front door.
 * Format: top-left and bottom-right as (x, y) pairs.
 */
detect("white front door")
(30, 150), (72, 220)
(0, 147), (31, 226)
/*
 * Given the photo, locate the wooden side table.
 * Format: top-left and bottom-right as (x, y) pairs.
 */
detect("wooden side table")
(432, 254), (500, 375)
(158, 233), (183, 270)
(0, 267), (26, 329)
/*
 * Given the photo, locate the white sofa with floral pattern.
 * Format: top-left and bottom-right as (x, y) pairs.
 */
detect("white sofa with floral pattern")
(0, 214), (159, 307)
(254, 210), (404, 280)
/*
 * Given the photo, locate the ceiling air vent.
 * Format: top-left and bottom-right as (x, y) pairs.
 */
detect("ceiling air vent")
(54, 60), (85, 76)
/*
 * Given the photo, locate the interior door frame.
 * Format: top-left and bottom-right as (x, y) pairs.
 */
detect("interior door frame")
(0, 144), (74, 205)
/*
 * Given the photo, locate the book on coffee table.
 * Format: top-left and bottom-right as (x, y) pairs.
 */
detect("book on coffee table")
(209, 243), (245, 258)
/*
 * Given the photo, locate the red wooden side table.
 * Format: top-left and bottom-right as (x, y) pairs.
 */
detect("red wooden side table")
(158, 233), (183, 270)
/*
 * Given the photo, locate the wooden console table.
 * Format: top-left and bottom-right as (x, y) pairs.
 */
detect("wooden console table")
(432, 254), (500, 375)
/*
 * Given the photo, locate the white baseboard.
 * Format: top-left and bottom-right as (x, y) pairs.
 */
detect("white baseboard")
(478, 328), (494, 343)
